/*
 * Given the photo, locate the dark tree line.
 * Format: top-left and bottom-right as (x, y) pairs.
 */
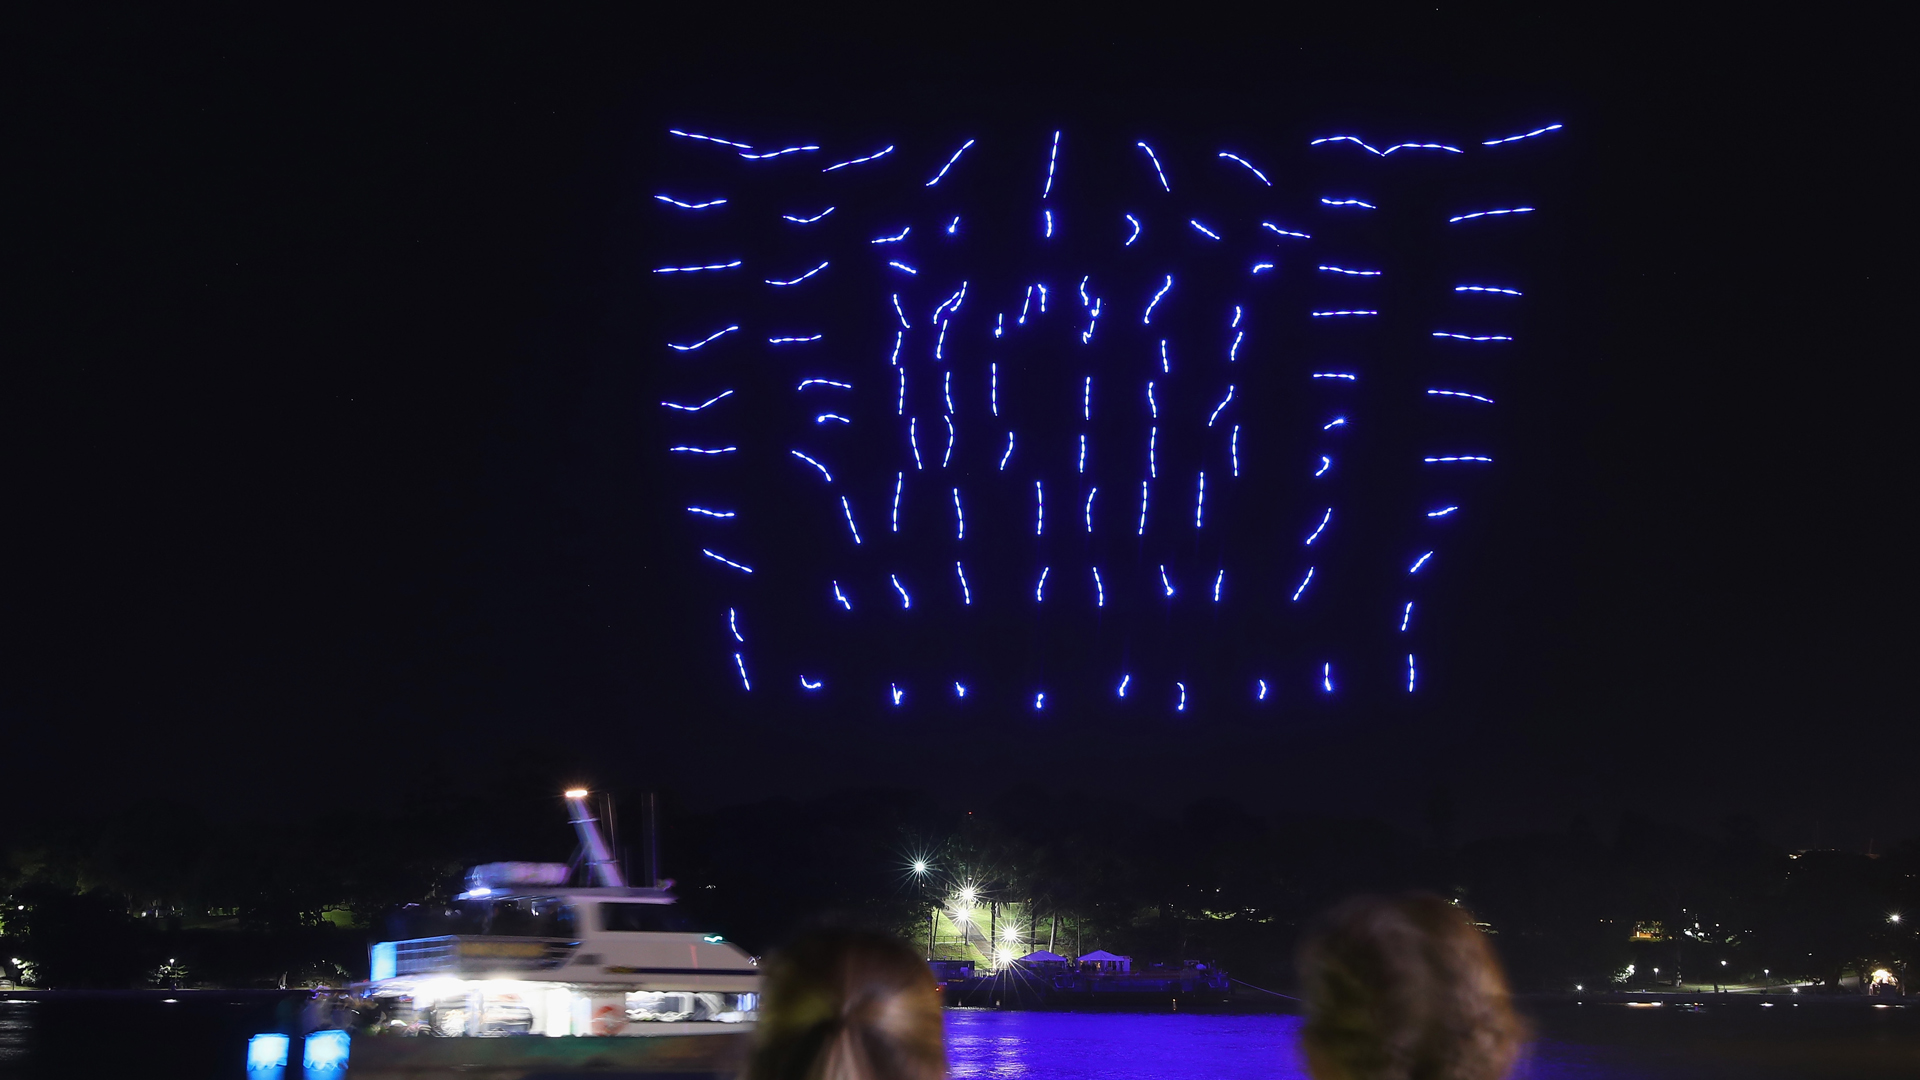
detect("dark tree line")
(4, 786), (1915, 992)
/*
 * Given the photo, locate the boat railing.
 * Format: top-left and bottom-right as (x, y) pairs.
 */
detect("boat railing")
(392, 935), (579, 977)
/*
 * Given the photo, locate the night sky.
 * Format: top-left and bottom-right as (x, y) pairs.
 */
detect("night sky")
(5, 11), (1906, 849)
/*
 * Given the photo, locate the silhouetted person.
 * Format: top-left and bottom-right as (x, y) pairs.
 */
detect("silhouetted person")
(1297, 893), (1524, 1080)
(747, 928), (947, 1080)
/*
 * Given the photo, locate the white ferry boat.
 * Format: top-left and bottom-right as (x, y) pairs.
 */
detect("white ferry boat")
(359, 789), (760, 1041)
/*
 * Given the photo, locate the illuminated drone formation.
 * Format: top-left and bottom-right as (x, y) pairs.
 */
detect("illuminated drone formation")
(655, 121), (1562, 712)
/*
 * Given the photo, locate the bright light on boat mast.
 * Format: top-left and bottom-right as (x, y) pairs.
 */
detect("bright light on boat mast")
(564, 788), (589, 799)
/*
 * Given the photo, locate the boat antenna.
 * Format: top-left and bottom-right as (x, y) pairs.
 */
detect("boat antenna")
(564, 788), (628, 887)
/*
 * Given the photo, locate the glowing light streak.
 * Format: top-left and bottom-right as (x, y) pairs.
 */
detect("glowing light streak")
(925, 138), (976, 186)
(1323, 417), (1348, 430)
(1401, 602), (1414, 631)
(1035, 566), (1049, 600)
(1311, 310), (1378, 317)
(1078, 434), (1087, 474)
(1409, 551), (1434, 573)
(1118, 674), (1130, 697)
(1231, 426), (1240, 476)
(956, 561), (971, 605)
(702, 549), (753, 574)
(1428, 389), (1495, 404)
(1229, 331), (1244, 363)
(728, 608), (744, 642)
(999, 432), (1014, 470)
(1322, 663), (1334, 693)
(888, 261), (918, 275)
(1315, 135), (1463, 155)
(1034, 692), (1046, 710)
(686, 507), (735, 519)
(655, 260), (743, 274)
(1316, 456), (1332, 477)
(1149, 426), (1157, 477)
(954, 682), (967, 697)
(1144, 275), (1173, 323)
(994, 312), (1002, 338)
(1424, 455), (1494, 463)
(891, 332), (904, 367)
(1146, 381), (1158, 418)
(790, 449), (833, 481)
(1084, 376), (1093, 419)
(739, 145), (820, 160)
(834, 581), (852, 610)
(871, 226), (910, 244)
(654, 194), (727, 209)
(1176, 682), (1187, 711)
(1428, 506), (1460, 517)
(1207, 386), (1235, 426)
(1304, 508), (1331, 545)
(1256, 679), (1268, 700)
(1407, 653), (1417, 692)
(1432, 332), (1512, 341)
(669, 129), (753, 150)
(1311, 372), (1357, 381)
(783, 207), (835, 224)
(1252, 263), (1274, 274)
(1044, 208), (1054, 237)
(1212, 570), (1224, 602)
(1233, 305), (1243, 327)
(1081, 298), (1102, 344)
(952, 487), (964, 538)
(909, 418), (923, 470)
(1262, 222), (1311, 239)
(1456, 284), (1524, 296)
(891, 684), (904, 706)
(890, 472), (903, 532)
(1160, 339), (1169, 372)
(1189, 219), (1221, 240)
(1039, 284), (1048, 312)
(823, 144), (894, 172)
(1159, 564), (1175, 597)
(1083, 487), (1098, 533)
(1310, 135), (1382, 155)
(1483, 123), (1564, 145)
(1217, 151), (1271, 185)
(990, 364), (999, 416)
(1448, 207), (1535, 223)
(801, 676), (822, 690)
(768, 334), (823, 345)
(891, 574), (911, 608)
(765, 262), (829, 286)
(1138, 480), (1148, 534)
(1079, 276), (1091, 308)
(1043, 130), (1061, 198)
(1321, 198), (1377, 209)
(661, 390), (734, 412)
(840, 496), (862, 544)
(1136, 141), (1169, 191)
(798, 379), (852, 391)
(1195, 471), (1206, 528)
(1089, 565), (1107, 607)
(1125, 214), (1142, 245)
(734, 652), (751, 690)
(669, 445), (736, 454)
(896, 368), (906, 414)
(940, 417), (955, 467)
(1019, 286), (1033, 324)
(948, 216), (960, 234)
(1034, 481), (1044, 535)
(1291, 567), (1314, 601)
(815, 413), (850, 424)
(1318, 265), (1382, 276)
(944, 373), (955, 415)
(668, 326), (740, 352)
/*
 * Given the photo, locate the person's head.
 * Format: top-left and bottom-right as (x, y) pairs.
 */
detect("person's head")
(747, 928), (946, 1080)
(1297, 893), (1524, 1080)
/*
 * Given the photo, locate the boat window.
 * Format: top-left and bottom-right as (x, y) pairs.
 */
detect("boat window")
(599, 902), (689, 932)
(482, 896), (577, 938)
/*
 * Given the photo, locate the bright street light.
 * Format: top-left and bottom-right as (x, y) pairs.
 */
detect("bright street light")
(912, 860), (929, 875)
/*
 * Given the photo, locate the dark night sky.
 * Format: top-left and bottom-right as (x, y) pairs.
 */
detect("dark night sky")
(4, 10), (1908, 848)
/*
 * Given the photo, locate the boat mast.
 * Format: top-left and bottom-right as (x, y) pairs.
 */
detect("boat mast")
(564, 789), (628, 887)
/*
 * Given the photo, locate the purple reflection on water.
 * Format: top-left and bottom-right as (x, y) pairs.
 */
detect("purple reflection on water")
(944, 1010), (1621, 1080)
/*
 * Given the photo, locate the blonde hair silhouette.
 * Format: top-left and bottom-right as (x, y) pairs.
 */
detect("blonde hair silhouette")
(747, 928), (947, 1080)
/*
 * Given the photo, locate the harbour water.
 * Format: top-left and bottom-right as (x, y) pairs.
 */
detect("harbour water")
(3, 992), (1916, 1078)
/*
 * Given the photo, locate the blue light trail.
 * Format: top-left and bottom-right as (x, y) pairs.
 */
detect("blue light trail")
(1311, 373), (1357, 380)
(1034, 481), (1044, 535)
(1118, 674), (1130, 698)
(1000, 433), (1014, 470)
(956, 562), (971, 605)
(1078, 434), (1087, 473)
(944, 374), (955, 415)
(1213, 570), (1224, 602)
(891, 684), (904, 706)
(739, 145), (820, 160)
(798, 379), (852, 391)
(669, 446), (736, 454)
(1092, 566), (1105, 607)
(1313, 136), (1464, 156)
(896, 368), (906, 414)
(1318, 265), (1382, 276)
(1080, 297), (1101, 343)
(1084, 375), (1093, 420)
(1231, 426), (1240, 476)
(1175, 682), (1187, 712)
(1125, 214), (1141, 245)
(765, 262), (829, 286)
(1262, 223), (1311, 239)
(888, 261), (918, 275)
(1160, 564), (1174, 597)
(702, 549), (754, 574)
(1427, 389), (1495, 404)
(1311, 310), (1378, 317)
(1323, 417), (1347, 430)
(1229, 331), (1244, 362)
(952, 487), (964, 538)
(1207, 386), (1235, 426)
(1044, 131), (1061, 197)
(942, 417), (955, 468)
(654, 195), (727, 209)
(1144, 275), (1173, 323)
(686, 507), (735, 519)
(1320, 198), (1377, 209)
(823, 145), (893, 172)
(840, 496), (862, 544)
(925, 138), (976, 186)
(1401, 602), (1414, 631)
(661, 390), (735, 412)
(1034, 692), (1046, 710)
(891, 574), (911, 609)
(834, 581), (852, 610)
(1409, 551), (1434, 573)
(790, 449), (833, 481)
(1316, 456), (1332, 476)
(669, 326), (740, 352)
(782, 207), (835, 224)
(909, 418), (923, 470)
(1407, 654), (1417, 692)
(734, 653), (751, 690)
(669, 129), (753, 150)
(1044, 209), (1054, 237)
(1149, 426), (1157, 477)
(815, 413), (850, 424)
(1483, 123), (1563, 145)
(1323, 664), (1333, 694)
(1084, 487), (1097, 532)
(802, 676), (823, 690)
(1189, 219), (1221, 240)
(1136, 141), (1169, 191)
(1456, 285), (1524, 296)
(1448, 207), (1535, 223)
(1305, 508), (1331, 545)
(654, 260), (743, 274)
(1292, 567), (1314, 601)
(1146, 381), (1157, 418)
(1252, 262), (1275, 274)
(1218, 151), (1271, 185)
(1424, 455), (1494, 463)
(1432, 332), (1513, 342)
(891, 332), (904, 367)
(948, 216), (960, 234)
(870, 227), (910, 244)
(1195, 471), (1205, 528)
(954, 682), (967, 698)
(1035, 566), (1049, 601)
(991, 363), (999, 415)
(1428, 506), (1460, 517)
(768, 334), (823, 345)
(1138, 481), (1148, 534)
(1257, 679), (1268, 701)
(892, 472), (902, 531)
(729, 608), (744, 642)
(1160, 339), (1169, 372)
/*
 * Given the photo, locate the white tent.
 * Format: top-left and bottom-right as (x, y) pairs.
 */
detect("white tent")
(1077, 949), (1131, 973)
(1018, 950), (1070, 966)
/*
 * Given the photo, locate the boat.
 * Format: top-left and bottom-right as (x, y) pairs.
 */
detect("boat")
(344, 789), (760, 1077)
